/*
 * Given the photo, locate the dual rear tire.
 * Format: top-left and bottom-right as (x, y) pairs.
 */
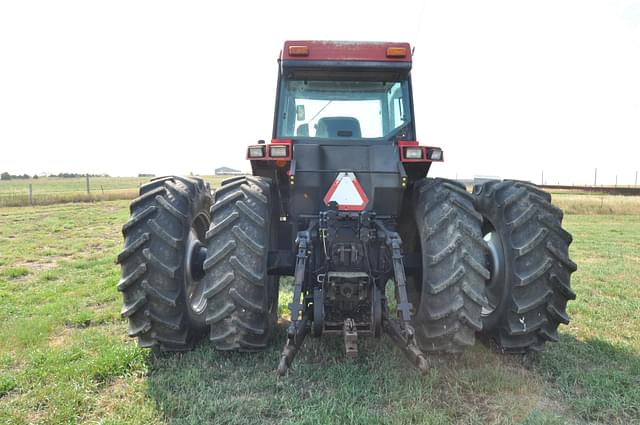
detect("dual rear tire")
(201, 176), (279, 351)
(411, 178), (489, 352)
(116, 176), (212, 351)
(117, 175), (277, 352)
(410, 178), (576, 354)
(472, 180), (577, 352)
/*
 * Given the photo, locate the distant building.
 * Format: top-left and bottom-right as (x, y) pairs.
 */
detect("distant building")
(214, 167), (243, 176)
(473, 175), (501, 186)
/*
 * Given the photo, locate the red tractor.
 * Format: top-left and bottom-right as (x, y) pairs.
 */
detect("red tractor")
(117, 41), (576, 374)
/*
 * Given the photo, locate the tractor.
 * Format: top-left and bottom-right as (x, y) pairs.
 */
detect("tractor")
(117, 41), (577, 374)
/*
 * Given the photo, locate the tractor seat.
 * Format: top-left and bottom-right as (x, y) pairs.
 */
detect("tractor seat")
(315, 117), (362, 138)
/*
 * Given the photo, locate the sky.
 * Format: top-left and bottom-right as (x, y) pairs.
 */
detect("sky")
(1, 0), (639, 185)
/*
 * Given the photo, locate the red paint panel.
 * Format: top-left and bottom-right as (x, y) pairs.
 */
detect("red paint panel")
(271, 138), (292, 145)
(398, 140), (419, 147)
(283, 40), (411, 62)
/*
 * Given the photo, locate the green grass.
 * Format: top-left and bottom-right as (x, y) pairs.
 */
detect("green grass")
(1, 266), (30, 279)
(0, 202), (638, 424)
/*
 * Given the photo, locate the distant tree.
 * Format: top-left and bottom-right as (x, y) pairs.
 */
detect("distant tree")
(33, 174), (39, 180)
(1, 172), (10, 181)
(50, 172), (110, 178)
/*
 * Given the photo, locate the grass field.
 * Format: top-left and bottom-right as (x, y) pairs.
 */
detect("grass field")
(549, 191), (640, 215)
(0, 176), (227, 207)
(0, 198), (639, 424)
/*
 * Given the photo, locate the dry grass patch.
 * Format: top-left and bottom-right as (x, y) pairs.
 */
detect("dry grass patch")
(13, 259), (59, 273)
(86, 376), (165, 425)
(552, 193), (640, 215)
(47, 327), (76, 349)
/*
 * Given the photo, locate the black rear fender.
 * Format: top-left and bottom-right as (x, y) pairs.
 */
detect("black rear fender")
(289, 143), (402, 217)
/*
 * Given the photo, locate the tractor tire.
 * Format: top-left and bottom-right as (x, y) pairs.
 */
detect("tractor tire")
(411, 178), (489, 352)
(472, 180), (577, 352)
(117, 176), (212, 351)
(200, 176), (278, 351)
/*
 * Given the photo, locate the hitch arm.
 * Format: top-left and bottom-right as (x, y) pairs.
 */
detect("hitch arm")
(375, 221), (428, 373)
(383, 313), (429, 373)
(278, 230), (312, 375)
(288, 230), (310, 328)
(277, 309), (311, 376)
(376, 223), (412, 323)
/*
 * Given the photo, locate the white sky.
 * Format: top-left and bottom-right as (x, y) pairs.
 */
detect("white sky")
(1, 0), (639, 185)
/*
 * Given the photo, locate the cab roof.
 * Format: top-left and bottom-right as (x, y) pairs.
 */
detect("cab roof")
(281, 40), (412, 63)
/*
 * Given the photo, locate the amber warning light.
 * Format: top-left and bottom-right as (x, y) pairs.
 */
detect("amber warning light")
(386, 47), (407, 58)
(288, 45), (309, 56)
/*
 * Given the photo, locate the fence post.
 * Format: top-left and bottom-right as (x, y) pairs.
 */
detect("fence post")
(28, 184), (33, 206)
(86, 174), (90, 195)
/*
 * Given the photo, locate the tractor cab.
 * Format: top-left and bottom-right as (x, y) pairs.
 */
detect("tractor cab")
(249, 41), (443, 219)
(275, 41), (416, 142)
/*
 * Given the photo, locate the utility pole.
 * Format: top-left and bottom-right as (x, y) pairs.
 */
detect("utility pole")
(85, 174), (90, 195)
(594, 168), (597, 186)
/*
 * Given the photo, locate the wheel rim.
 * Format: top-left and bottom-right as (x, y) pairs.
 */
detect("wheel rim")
(185, 213), (209, 314)
(482, 231), (506, 317)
